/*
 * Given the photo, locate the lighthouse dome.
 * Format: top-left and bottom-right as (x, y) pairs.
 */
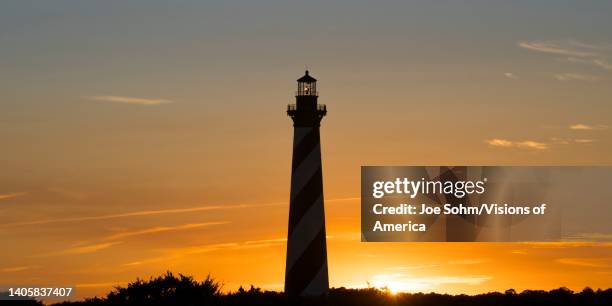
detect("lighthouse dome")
(297, 70), (317, 82)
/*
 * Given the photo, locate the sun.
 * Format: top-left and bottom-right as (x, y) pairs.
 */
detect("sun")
(370, 273), (431, 295)
(387, 282), (401, 295)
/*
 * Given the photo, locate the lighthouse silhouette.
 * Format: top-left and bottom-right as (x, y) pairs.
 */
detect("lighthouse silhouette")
(284, 70), (329, 297)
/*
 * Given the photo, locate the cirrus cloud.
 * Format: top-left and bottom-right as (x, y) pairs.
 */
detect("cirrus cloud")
(519, 39), (612, 73)
(88, 95), (175, 106)
(104, 222), (229, 241)
(504, 72), (519, 79)
(43, 241), (123, 256)
(554, 73), (601, 82)
(487, 136), (599, 150)
(569, 123), (608, 130)
(0, 192), (26, 201)
(518, 40), (597, 57)
(486, 139), (548, 150)
(556, 258), (610, 268)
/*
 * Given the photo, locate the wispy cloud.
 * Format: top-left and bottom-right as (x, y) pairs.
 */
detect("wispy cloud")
(512, 141), (548, 150)
(123, 237), (288, 267)
(1, 197), (358, 228)
(40, 222), (228, 260)
(486, 139), (548, 150)
(0, 266), (35, 273)
(486, 139), (513, 147)
(569, 123), (608, 130)
(556, 258), (610, 268)
(550, 137), (598, 145)
(123, 256), (182, 267)
(76, 282), (127, 289)
(592, 59), (612, 71)
(518, 41), (596, 57)
(0, 202), (282, 228)
(563, 57), (612, 71)
(163, 238), (287, 256)
(487, 136), (599, 150)
(88, 95), (174, 106)
(122, 231), (365, 268)
(504, 72), (518, 79)
(104, 222), (229, 241)
(49, 241), (122, 256)
(554, 73), (601, 82)
(519, 39), (612, 72)
(520, 241), (612, 248)
(243, 237), (286, 246)
(574, 139), (595, 144)
(548, 137), (571, 145)
(0, 192), (26, 201)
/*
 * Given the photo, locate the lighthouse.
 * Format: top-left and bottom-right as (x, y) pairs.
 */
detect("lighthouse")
(284, 71), (329, 297)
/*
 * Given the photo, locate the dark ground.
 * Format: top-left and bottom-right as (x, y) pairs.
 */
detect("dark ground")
(1, 272), (610, 306)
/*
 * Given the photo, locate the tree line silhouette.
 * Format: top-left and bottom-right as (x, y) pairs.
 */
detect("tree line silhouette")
(1, 271), (610, 305)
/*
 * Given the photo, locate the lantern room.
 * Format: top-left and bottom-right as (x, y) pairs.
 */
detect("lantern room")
(296, 70), (317, 96)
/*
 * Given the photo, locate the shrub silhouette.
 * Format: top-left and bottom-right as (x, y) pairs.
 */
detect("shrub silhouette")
(103, 271), (220, 306)
(24, 271), (610, 306)
(0, 291), (43, 306)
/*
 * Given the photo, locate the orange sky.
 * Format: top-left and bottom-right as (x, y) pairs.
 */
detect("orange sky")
(1, 1), (612, 300)
(1, 194), (611, 299)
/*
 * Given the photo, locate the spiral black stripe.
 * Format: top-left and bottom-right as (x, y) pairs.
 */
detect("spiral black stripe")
(285, 124), (329, 297)
(288, 167), (322, 235)
(292, 128), (319, 169)
(285, 228), (328, 296)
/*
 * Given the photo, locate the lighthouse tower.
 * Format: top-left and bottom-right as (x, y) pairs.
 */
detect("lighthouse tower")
(284, 71), (329, 297)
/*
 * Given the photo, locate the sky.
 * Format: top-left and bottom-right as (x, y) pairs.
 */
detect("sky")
(1, 0), (611, 300)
